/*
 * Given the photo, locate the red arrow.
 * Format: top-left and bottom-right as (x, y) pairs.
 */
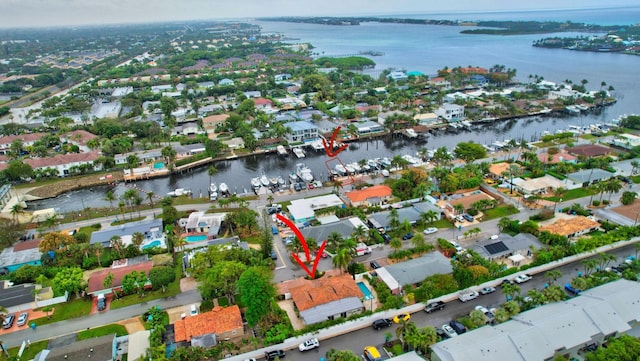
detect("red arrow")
(276, 213), (326, 279)
(322, 126), (349, 158)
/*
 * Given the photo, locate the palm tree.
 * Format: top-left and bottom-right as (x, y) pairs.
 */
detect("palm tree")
(132, 232), (144, 249)
(498, 217), (512, 233)
(453, 203), (465, 216)
(606, 178), (623, 201)
(208, 165), (218, 186)
(421, 210), (439, 226)
(332, 248), (352, 274)
(581, 258), (598, 277)
(92, 244), (104, 267)
(10, 204), (22, 223)
(351, 225), (366, 243)
(596, 253), (616, 271)
(501, 283), (521, 301)
(631, 160), (640, 175)
(411, 234), (426, 249)
(389, 237), (402, 252)
(493, 307), (510, 323)
(104, 190), (117, 210)
(266, 195), (274, 206)
(146, 191), (155, 207)
(570, 276), (588, 292)
(469, 309), (487, 328)
(544, 270), (562, 285)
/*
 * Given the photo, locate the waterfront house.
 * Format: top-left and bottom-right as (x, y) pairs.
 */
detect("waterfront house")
(612, 133), (640, 150)
(283, 120), (319, 144)
(427, 77), (451, 89)
(548, 88), (576, 101)
(538, 216), (601, 239)
(173, 143), (206, 158)
(387, 71), (408, 81)
(537, 149), (577, 164)
(115, 149), (163, 165)
(222, 137), (245, 149)
(414, 113), (439, 126)
(184, 211), (226, 238)
(173, 305), (244, 345)
(89, 219), (166, 250)
(344, 185), (393, 207)
(352, 121), (384, 136)
(434, 103), (464, 121)
(281, 273), (364, 325)
(24, 151), (103, 177)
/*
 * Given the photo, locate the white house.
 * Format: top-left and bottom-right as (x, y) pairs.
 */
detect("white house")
(24, 151), (103, 177)
(283, 121), (319, 143)
(434, 103), (465, 121)
(171, 122), (201, 136)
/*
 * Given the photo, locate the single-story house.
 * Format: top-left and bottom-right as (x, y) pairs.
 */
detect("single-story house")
(538, 216), (601, 239)
(565, 169), (614, 186)
(222, 137), (245, 149)
(171, 122), (201, 136)
(184, 212), (226, 238)
(115, 149), (163, 165)
(414, 113), (440, 126)
(173, 305), (244, 344)
(468, 233), (542, 264)
(353, 121), (385, 136)
(287, 194), (345, 224)
(286, 273), (364, 325)
(0, 280), (36, 313)
(300, 217), (368, 245)
(202, 114), (230, 133)
(0, 238), (42, 273)
(33, 334), (117, 361)
(377, 252), (453, 294)
(566, 144), (613, 158)
(86, 257), (153, 296)
(610, 159), (640, 177)
(254, 98), (273, 111)
(488, 162), (523, 180)
(611, 133), (640, 150)
(537, 149), (577, 164)
(444, 190), (495, 218)
(344, 185), (393, 207)
(513, 175), (567, 195)
(431, 279), (640, 361)
(89, 219), (166, 250)
(367, 201), (441, 232)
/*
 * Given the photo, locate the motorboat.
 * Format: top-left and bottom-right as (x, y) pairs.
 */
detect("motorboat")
(277, 176), (286, 186)
(345, 163), (356, 174)
(269, 176), (279, 187)
(209, 183), (217, 193)
(209, 191), (218, 201)
(260, 174), (270, 187)
(219, 183), (229, 194)
(167, 188), (191, 197)
(295, 163), (314, 183)
(251, 177), (262, 189)
(276, 145), (288, 156)
(381, 169), (390, 177)
(335, 164), (347, 176)
(350, 162), (362, 173)
(289, 172), (299, 183)
(293, 148), (306, 158)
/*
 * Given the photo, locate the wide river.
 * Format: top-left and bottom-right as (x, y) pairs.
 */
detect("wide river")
(28, 7), (640, 213)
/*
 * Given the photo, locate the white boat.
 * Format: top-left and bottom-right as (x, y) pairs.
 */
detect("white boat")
(209, 191), (218, 201)
(345, 163), (356, 174)
(260, 174), (270, 187)
(361, 163), (370, 172)
(405, 128), (418, 138)
(277, 176), (286, 186)
(565, 105), (581, 114)
(311, 140), (325, 151)
(276, 145), (288, 156)
(168, 188), (191, 197)
(289, 172), (299, 183)
(368, 159), (380, 170)
(379, 157), (391, 168)
(296, 163), (314, 182)
(269, 176), (278, 187)
(219, 183), (229, 194)
(381, 169), (390, 177)
(209, 183), (217, 193)
(335, 164), (347, 176)
(293, 148), (306, 158)
(350, 162), (362, 173)
(251, 177), (262, 189)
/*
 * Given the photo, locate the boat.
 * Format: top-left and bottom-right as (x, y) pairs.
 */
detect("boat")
(368, 159), (380, 170)
(269, 176), (278, 187)
(379, 157), (391, 168)
(351, 162), (362, 173)
(209, 191), (218, 201)
(381, 169), (390, 177)
(167, 188), (191, 197)
(295, 163), (314, 182)
(335, 164), (347, 176)
(219, 183), (229, 194)
(405, 129), (418, 138)
(289, 172), (299, 183)
(209, 183), (217, 193)
(361, 163), (370, 172)
(277, 176), (286, 186)
(260, 174), (270, 187)
(251, 177), (262, 189)
(565, 105), (581, 114)
(310, 140), (325, 151)
(345, 163), (356, 174)
(276, 145), (288, 156)
(293, 148), (306, 158)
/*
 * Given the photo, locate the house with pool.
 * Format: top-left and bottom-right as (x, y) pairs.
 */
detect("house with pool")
(89, 218), (167, 250)
(0, 238), (42, 274)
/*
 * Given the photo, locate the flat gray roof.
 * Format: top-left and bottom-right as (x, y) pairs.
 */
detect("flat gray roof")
(300, 297), (363, 325)
(301, 218), (364, 245)
(90, 218), (163, 245)
(469, 233), (543, 259)
(384, 252), (453, 287)
(567, 168), (614, 184)
(0, 246), (41, 269)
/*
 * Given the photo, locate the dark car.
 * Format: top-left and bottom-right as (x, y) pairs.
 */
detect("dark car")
(462, 214), (474, 222)
(370, 261), (381, 270)
(381, 233), (391, 243)
(97, 295), (106, 311)
(435, 327), (449, 340)
(372, 318), (392, 330)
(449, 320), (467, 335)
(424, 301), (446, 313)
(265, 350), (286, 361)
(270, 251), (278, 260)
(402, 232), (414, 240)
(564, 283), (581, 295)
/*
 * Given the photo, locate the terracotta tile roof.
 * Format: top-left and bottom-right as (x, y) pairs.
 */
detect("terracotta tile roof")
(254, 98), (272, 105)
(173, 305), (243, 342)
(23, 151), (101, 169)
(63, 130), (98, 146)
(448, 191), (494, 211)
(87, 261), (153, 293)
(203, 114), (229, 126)
(537, 151), (577, 164)
(538, 216), (601, 237)
(566, 144), (612, 158)
(0, 133), (47, 147)
(289, 274), (363, 312)
(345, 185), (392, 203)
(12, 239), (41, 252)
(489, 162), (522, 177)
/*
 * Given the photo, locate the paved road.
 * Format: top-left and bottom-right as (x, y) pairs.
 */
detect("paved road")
(2, 290), (202, 348)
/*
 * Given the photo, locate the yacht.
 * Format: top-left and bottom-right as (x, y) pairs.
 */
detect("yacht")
(289, 172), (299, 183)
(295, 163), (314, 182)
(168, 188), (191, 197)
(251, 177), (262, 189)
(368, 159), (380, 170)
(260, 174), (270, 187)
(276, 145), (288, 156)
(219, 183), (229, 194)
(381, 169), (390, 177)
(350, 162), (362, 173)
(277, 176), (286, 187)
(293, 148), (306, 158)
(269, 176), (279, 187)
(345, 163), (356, 174)
(335, 164), (347, 176)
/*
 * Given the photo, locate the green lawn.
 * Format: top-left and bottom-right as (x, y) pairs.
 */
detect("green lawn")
(77, 324), (128, 340)
(544, 188), (593, 202)
(33, 298), (93, 326)
(431, 219), (455, 229)
(1, 340), (48, 361)
(482, 205), (520, 220)
(109, 264), (182, 309)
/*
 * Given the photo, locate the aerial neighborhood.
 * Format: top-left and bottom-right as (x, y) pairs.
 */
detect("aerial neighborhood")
(0, 15), (639, 361)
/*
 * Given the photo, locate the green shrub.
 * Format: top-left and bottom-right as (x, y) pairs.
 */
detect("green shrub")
(592, 200), (601, 206)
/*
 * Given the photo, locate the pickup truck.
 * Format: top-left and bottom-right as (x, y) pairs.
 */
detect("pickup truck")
(458, 290), (479, 302)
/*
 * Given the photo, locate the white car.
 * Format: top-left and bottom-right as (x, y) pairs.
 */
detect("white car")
(458, 290), (479, 302)
(480, 286), (496, 295)
(450, 241), (464, 252)
(513, 274), (533, 284)
(299, 338), (320, 352)
(423, 227), (438, 235)
(441, 324), (458, 338)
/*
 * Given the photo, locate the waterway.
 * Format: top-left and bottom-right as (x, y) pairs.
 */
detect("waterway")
(27, 7), (640, 213)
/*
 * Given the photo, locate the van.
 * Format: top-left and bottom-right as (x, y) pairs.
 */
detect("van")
(463, 214), (474, 222)
(449, 320), (467, 335)
(355, 242), (372, 256)
(363, 346), (382, 361)
(97, 294), (106, 311)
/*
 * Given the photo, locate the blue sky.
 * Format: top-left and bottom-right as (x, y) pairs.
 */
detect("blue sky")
(2, 0), (638, 28)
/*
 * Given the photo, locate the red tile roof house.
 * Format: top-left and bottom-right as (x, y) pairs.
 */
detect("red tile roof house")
(566, 144), (613, 158)
(284, 273), (364, 326)
(537, 149), (577, 164)
(23, 151), (103, 177)
(173, 305), (244, 346)
(61, 130), (99, 152)
(344, 185), (393, 207)
(87, 259), (153, 297)
(254, 97), (274, 111)
(0, 133), (47, 155)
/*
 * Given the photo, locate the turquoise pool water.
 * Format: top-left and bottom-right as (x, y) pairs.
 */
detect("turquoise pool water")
(185, 235), (207, 243)
(153, 162), (165, 169)
(142, 240), (162, 249)
(357, 281), (374, 300)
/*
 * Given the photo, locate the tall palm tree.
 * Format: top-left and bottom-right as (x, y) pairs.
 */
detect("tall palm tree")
(501, 283), (521, 301)
(544, 270), (562, 285)
(146, 191), (155, 207)
(208, 165), (218, 186)
(351, 225), (366, 243)
(104, 190), (117, 210)
(411, 234), (426, 249)
(132, 232), (144, 249)
(332, 248), (353, 274)
(10, 204), (22, 224)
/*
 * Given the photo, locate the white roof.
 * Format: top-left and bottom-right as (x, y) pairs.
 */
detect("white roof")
(289, 194), (344, 221)
(375, 267), (400, 292)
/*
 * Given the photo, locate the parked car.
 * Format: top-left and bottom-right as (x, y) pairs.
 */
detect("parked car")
(450, 241), (464, 253)
(370, 260), (381, 270)
(16, 312), (28, 327)
(449, 320), (467, 335)
(363, 346), (382, 361)
(424, 301), (446, 313)
(480, 286), (496, 295)
(381, 233), (391, 243)
(441, 324), (457, 338)
(372, 318), (393, 330)
(435, 327), (449, 340)
(513, 274), (533, 284)
(189, 304), (199, 316)
(474, 305), (495, 324)
(97, 294), (106, 311)
(564, 283), (582, 295)
(393, 313), (411, 323)
(298, 338), (319, 352)
(423, 227), (438, 235)
(2, 314), (15, 329)
(265, 350), (286, 361)
(462, 214), (474, 222)
(402, 232), (414, 240)
(501, 279), (514, 287)
(270, 250), (278, 260)
(458, 290), (479, 302)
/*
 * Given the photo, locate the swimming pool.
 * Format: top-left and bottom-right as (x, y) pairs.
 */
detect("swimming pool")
(184, 235), (207, 243)
(153, 162), (165, 169)
(142, 240), (162, 249)
(357, 281), (374, 300)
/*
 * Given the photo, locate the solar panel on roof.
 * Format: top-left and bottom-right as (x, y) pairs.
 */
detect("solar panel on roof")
(484, 241), (508, 255)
